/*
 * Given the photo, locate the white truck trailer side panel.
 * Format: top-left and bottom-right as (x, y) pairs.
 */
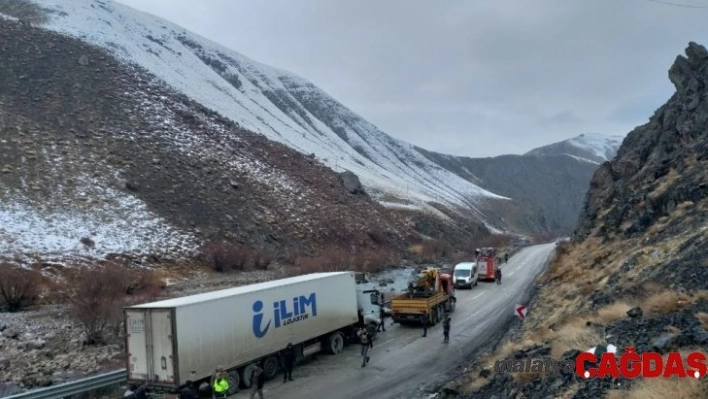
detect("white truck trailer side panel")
(126, 272), (358, 386)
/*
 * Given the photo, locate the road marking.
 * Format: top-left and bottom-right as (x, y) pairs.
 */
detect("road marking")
(471, 292), (486, 300)
(507, 271), (515, 276)
(378, 338), (394, 346)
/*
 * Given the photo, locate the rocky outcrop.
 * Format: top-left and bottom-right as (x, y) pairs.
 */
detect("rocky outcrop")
(339, 171), (366, 195)
(572, 41), (708, 289)
(441, 42), (708, 399)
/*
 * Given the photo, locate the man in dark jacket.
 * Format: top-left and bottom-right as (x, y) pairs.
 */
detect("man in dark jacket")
(177, 380), (197, 399)
(281, 343), (295, 382)
(249, 361), (265, 399)
(420, 312), (428, 337)
(358, 327), (372, 367)
(377, 305), (386, 332)
(442, 316), (451, 343)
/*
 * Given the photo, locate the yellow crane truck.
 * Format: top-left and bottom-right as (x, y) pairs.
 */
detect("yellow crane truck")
(390, 268), (456, 326)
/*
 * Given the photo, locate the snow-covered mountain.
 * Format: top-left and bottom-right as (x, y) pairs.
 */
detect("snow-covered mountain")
(524, 133), (625, 164)
(18, 0), (506, 220)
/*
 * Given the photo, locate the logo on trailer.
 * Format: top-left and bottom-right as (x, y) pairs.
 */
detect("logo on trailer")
(252, 293), (318, 338)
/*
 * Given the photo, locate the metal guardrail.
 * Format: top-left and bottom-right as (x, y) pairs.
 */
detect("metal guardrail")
(3, 369), (127, 399)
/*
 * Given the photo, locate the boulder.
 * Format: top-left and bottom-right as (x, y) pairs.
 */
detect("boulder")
(339, 171), (366, 195)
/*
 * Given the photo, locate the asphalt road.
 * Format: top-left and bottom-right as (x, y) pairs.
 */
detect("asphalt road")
(231, 243), (556, 399)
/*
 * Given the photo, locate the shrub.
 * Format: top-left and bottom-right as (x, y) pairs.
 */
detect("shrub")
(202, 242), (249, 272)
(124, 268), (165, 300)
(353, 249), (400, 273)
(0, 263), (43, 312)
(60, 264), (130, 344)
(367, 227), (388, 245)
(530, 232), (555, 244)
(283, 249), (301, 265)
(251, 247), (274, 270)
(60, 263), (163, 345)
(408, 239), (451, 263)
(470, 234), (514, 251)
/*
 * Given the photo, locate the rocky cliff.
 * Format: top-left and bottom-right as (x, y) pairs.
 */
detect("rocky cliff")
(443, 42), (708, 399)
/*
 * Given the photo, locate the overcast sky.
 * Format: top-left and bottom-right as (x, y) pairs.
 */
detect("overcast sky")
(115, 0), (708, 158)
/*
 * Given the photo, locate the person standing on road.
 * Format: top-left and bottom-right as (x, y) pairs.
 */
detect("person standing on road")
(420, 312), (428, 337)
(495, 263), (502, 285)
(249, 360), (266, 399)
(281, 343), (295, 382)
(442, 316), (451, 343)
(504, 253), (509, 263)
(377, 304), (386, 332)
(211, 367), (230, 399)
(357, 327), (372, 367)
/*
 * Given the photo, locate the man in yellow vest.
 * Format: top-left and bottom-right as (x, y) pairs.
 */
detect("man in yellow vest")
(211, 367), (230, 398)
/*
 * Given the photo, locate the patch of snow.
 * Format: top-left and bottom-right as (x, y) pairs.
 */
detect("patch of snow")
(32, 0), (508, 230)
(568, 133), (624, 161)
(562, 153), (600, 165)
(0, 180), (199, 261)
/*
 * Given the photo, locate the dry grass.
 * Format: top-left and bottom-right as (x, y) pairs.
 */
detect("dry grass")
(606, 377), (707, 399)
(464, 377), (489, 393)
(697, 312), (708, 329)
(665, 325), (682, 334)
(642, 290), (692, 317)
(694, 290), (708, 301)
(648, 168), (679, 199)
(492, 338), (537, 362)
(513, 371), (545, 385)
(550, 317), (604, 358)
(592, 302), (633, 324)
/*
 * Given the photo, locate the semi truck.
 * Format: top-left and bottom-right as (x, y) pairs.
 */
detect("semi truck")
(123, 271), (383, 395)
(390, 268), (455, 325)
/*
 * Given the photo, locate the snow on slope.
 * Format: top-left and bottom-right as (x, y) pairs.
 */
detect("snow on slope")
(28, 0), (508, 218)
(562, 153), (601, 165)
(567, 133), (624, 162)
(0, 174), (198, 261)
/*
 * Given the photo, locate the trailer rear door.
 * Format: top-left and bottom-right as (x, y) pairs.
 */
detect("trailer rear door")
(126, 309), (176, 384)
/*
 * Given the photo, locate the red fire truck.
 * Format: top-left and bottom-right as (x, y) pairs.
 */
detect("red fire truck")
(475, 247), (498, 281)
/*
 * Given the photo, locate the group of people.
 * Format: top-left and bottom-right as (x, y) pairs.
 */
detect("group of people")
(418, 311), (452, 342)
(170, 343), (296, 399)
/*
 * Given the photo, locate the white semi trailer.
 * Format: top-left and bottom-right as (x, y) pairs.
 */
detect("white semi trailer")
(124, 271), (383, 395)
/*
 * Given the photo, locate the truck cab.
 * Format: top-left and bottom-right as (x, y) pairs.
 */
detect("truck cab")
(354, 273), (383, 337)
(453, 262), (478, 289)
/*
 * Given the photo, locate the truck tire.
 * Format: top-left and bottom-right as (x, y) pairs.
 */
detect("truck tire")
(263, 356), (279, 380)
(327, 332), (345, 354)
(227, 369), (240, 394)
(239, 363), (257, 389)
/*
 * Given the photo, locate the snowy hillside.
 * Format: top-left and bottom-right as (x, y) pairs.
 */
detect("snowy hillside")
(567, 133), (624, 161)
(19, 0), (507, 218)
(524, 133), (624, 164)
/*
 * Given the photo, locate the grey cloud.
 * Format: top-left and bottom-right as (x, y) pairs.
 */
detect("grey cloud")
(116, 0), (708, 157)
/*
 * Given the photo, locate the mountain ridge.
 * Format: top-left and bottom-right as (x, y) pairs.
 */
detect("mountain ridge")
(21, 0), (508, 219)
(525, 132), (624, 164)
(0, 0), (621, 262)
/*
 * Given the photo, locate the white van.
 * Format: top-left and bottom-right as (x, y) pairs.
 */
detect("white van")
(453, 262), (478, 289)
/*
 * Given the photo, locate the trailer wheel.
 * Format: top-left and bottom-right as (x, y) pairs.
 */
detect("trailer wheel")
(327, 332), (345, 354)
(263, 356), (279, 380)
(226, 369), (240, 394)
(239, 363), (258, 389)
